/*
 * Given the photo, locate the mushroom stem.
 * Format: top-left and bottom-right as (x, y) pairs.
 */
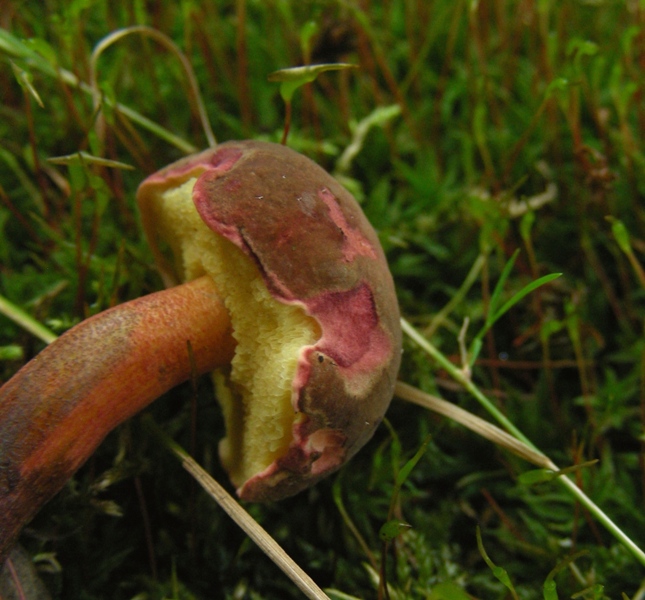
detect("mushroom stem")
(0, 275), (235, 561)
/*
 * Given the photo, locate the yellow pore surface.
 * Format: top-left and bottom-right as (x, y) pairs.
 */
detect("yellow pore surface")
(155, 178), (320, 487)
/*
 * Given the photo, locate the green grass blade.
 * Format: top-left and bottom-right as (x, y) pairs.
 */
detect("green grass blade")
(491, 272), (562, 325)
(0, 294), (57, 345)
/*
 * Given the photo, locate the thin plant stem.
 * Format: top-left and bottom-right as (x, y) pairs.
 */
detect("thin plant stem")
(281, 100), (292, 145)
(90, 26), (216, 150)
(425, 253), (486, 337)
(235, 0), (252, 134)
(332, 480), (378, 571)
(143, 416), (331, 600)
(400, 317), (645, 568)
(394, 381), (550, 468)
(402, 317), (526, 443)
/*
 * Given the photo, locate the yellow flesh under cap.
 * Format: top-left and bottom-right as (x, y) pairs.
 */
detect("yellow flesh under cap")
(153, 178), (321, 488)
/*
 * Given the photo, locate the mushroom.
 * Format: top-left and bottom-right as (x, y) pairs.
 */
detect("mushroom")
(0, 140), (401, 561)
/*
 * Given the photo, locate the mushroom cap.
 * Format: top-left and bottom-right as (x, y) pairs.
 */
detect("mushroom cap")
(137, 140), (401, 501)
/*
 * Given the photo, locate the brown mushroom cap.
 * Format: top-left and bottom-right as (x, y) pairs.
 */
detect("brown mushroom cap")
(137, 140), (401, 501)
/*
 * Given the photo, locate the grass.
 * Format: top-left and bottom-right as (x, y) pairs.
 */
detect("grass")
(1, 0), (645, 597)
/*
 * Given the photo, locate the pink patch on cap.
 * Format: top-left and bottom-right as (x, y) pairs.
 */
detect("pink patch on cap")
(318, 187), (378, 262)
(209, 147), (244, 172)
(142, 147), (243, 186)
(305, 283), (391, 371)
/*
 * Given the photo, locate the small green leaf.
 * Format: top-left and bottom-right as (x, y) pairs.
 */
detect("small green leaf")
(567, 38), (599, 65)
(268, 63), (357, 102)
(472, 102), (488, 148)
(491, 272), (562, 324)
(378, 520), (412, 542)
(90, 499), (123, 517)
(620, 25), (641, 56)
(468, 252), (561, 366)
(0, 345), (24, 361)
(556, 460), (599, 477)
(519, 210), (535, 243)
(0, 29), (35, 60)
(609, 218), (633, 255)
(299, 20), (318, 59)
(476, 527), (519, 599)
(518, 468), (556, 485)
(545, 77), (570, 97)
(491, 565), (516, 591)
(543, 578), (558, 600)
(25, 37), (59, 67)
(487, 249), (521, 327)
(519, 461), (598, 486)
(395, 434), (431, 489)
(10, 60), (44, 107)
(540, 318), (564, 342)
(469, 337), (483, 366)
(429, 582), (472, 600)
(47, 151), (134, 170)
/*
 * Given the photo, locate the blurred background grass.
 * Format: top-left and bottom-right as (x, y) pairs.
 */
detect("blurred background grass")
(1, 0), (645, 597)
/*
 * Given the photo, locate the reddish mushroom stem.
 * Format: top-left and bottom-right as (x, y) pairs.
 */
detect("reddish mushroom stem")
(0, 275), (235, 561)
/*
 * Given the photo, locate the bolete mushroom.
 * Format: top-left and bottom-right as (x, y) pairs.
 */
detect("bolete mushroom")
(0, 140), (401, 561)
